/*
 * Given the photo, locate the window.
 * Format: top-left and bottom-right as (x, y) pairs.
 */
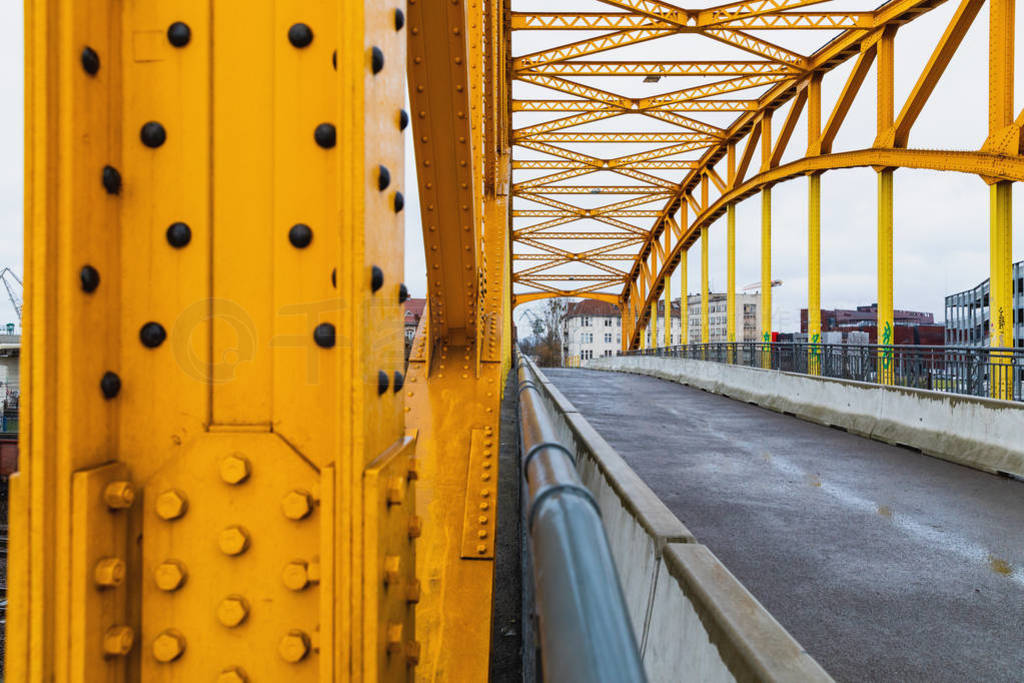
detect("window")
(604, 318), (613, 327)
(615, 334), (620, 343)
(604, 350), (613, 357)
(581, 332), (593, 343)
(604, 333), (612, 343)
(581, 316), (591, 327)
(581, 349), (593, 360)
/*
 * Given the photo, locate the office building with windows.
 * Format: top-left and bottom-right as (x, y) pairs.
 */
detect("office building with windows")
(945, 260), (1024, 347)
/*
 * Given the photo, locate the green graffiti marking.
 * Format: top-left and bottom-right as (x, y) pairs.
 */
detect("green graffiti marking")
(881, 321), (893, 371)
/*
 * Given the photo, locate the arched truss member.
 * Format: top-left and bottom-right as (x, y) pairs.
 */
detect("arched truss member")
(513, 291), (621, 308)
(618, 0), (1020, 359)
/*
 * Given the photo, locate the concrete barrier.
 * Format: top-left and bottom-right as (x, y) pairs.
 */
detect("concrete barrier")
(524, 357), (832, 682)
(589, 354), (1024, 480)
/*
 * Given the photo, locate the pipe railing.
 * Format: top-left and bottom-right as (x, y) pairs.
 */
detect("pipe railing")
(517, 351), (647, 683)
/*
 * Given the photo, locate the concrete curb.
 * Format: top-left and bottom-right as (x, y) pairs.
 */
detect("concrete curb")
(589, 355), (1024, 480)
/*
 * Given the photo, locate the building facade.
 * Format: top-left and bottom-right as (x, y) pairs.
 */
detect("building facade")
(800, 304), (944, 345)
(561, 300), (626, 366)
(945, 260), (1024, 347)
(686, 293), (761, 343)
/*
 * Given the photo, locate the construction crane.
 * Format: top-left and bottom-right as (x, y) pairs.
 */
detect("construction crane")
(0, 267), (22, 323)
(743, 279), (783, 293)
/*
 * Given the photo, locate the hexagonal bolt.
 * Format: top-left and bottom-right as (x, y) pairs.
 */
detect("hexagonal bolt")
(406, 578), (421, 604)
(405, 640), (421, 665)
(281, 561), (311, 591)
(219, 526), (250, 556)
(102, 625), (134, 657)
(278, 630), (311, 663)
(219, 453), (251, 485)
(152, 629), (186, 663)
(154, 560), (188, 592)
(93, 557), (126, 588)
(383, 555), (401, 586)
(385, 622), (404, 655)
(407, 515), (422, 540)
(155, 489), (188, 521)
(217, 595), (250, 628)
(103, 481), (136, 510)
(280, 489), (314, 520)
(386, 477), (405, 506)
(217, 667), (249, 683)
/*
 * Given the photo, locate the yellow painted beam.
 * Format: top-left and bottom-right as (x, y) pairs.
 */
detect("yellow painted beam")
(727, 204), (736, 344)
(701, 228), (710, 344)
(877, 169), (895, 383)
(761, 188), (772, 347)
(808, 174), (822, 374)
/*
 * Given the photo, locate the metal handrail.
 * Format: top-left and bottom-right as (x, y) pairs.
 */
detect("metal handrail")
(517, 352), (647, 683)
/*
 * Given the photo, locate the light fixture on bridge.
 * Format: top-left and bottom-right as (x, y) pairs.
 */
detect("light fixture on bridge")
(643, 75), (661, 83)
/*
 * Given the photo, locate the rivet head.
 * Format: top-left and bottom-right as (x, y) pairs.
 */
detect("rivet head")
(217, 595), (250, 628)
(102, 165), (122, 195)
(386, 476), (405, 505)
(140, 121), (167, 148)
(288, 23), (313, 48)
(281, 490), (314, 520)
(378, 165), (391, 191)
(406, 578), (421, 603)
(152, 629), (186, 663)
(103, 625), (134, 657)
(219, 526), (250, 556)
(154, 560), (188, 592)
(399, 109), (409, 131)
(399, 283), (410, 303)
(166, 222), (191, 248)
(217, 667), (249, 683)
(332, 50), (337, 69)
(279, 630), (311, 663)
(394, 192), (405, 213)
(155, 489), (188, 521)
(282, 561), (310, 591)
(370, 46), (384, 74)
(103, 480), (135, 509)
(94, 557), (126, 588)
(371, 266), (384, 292)
(386, 623), (404, 654)
(313, 323), (336, 348)
(100, 371), (121, 399)
(377, 370), (389, 395)
(81, 46), (100, 75)
(395, 8), (406, 30)
(314, 123), (336, 148)
(393, 371), (404, 392)
(219, 453), (251, 485)
(383, 555), (401, 585)
(167, 22), (191, 47)
(406, 640), (421, 665)
(408, 515), (422, 539)
(289, 223), (313, 248)
(139, 321), (167, 348)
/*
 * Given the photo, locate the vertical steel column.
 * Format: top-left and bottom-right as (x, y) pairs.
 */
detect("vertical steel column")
(808, 174), (822, 374)
(761, 188), (772, 365)
(664, 262), (672, 347)
(680, 248), (689, 345)
(651, 301), (658, 349)
(727, 204), (736, 347)
(701, 227), (710, 345)
(877, 27), (896, 383)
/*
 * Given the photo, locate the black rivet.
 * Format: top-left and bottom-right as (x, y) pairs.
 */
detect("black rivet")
(395, 8), (405, 31)
(166, 222), (192, 248)
(288, 23), (313, 48)
(399, 109), (409, 131)
(289, 223), (313, 248)
(314, 123), (336, 149)
(167, 22), (191, 47)
(371, 46), (384, 74)
(313, 323), (335, 348)
(399, 283), (409, 304)
(393, 371), (404, 392)
(81, 47), (100, 75)
(139, 322), (167, 348)
(140, 121), (167, 148)
(331, 268), (337, 288)
(332, 50), (337, 70)
(100, 372), (121, 399)
(371, 266), (384, 293)
(377, 370), (389, 395)
(378, 165), (391, 191)
(80, 265), (100, 293)
(102, 166), (122, 195)
(394, 192), (404, 213)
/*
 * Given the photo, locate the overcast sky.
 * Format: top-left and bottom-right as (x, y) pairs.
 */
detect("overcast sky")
(1, 2), (1021, 337)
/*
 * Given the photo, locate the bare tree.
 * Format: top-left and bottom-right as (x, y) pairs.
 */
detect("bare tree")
(519, 298), (568, 367)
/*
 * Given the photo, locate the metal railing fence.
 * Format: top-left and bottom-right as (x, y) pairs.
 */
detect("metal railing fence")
(622, 342), (1024, 402)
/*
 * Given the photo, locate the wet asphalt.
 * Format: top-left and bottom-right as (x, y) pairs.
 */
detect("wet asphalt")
(544, 368), (1024, 683)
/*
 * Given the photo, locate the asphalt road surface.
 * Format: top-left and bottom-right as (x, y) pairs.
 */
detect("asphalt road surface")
(544, 368), (1024, 683)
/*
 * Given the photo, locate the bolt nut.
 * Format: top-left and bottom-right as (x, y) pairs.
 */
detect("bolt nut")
(103, 481), (136, 510)
(282, 561), (311, 591)
(217, 595), (250, 628)
(278, 630), (311, 663)
(386, 477), (405, 505)
(407, 458), (419, 481)
(407, 516), (422, 539)
(281, 489), (314, 520)
(103, 625), (134, 657)
(219, 526), (250, 556)
(152, 629), (186, 663)
(154, 560), (188, 592)
(406, 578), (421, 604)
(383, 555), (401, 586)
(217, 668), (249, 683)
(406, 640), (421, 665)
(94, 557), (126, 588)
(386, 622), (404, 655)
(155, 489), (188, 521)
(219, 453), (251, 485)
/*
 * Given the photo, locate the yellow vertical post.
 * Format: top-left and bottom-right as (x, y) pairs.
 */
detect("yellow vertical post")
(761, 189), (772, 367)
(664, 265), (672, 347)
(877, 27), (896, 383)
(727, 204), (736, 361)
(680, 249), (689, 346)
(808, 174), (822, 374)
(701, 227), (710, 346)
(651, 301), (658, 349)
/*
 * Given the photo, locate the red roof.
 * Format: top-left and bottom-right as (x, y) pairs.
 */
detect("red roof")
(404, 298), (426, 322)
(565, 299), (618, 317)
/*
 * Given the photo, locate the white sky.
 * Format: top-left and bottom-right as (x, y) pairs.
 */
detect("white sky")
(0, 2), (1021, 337)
